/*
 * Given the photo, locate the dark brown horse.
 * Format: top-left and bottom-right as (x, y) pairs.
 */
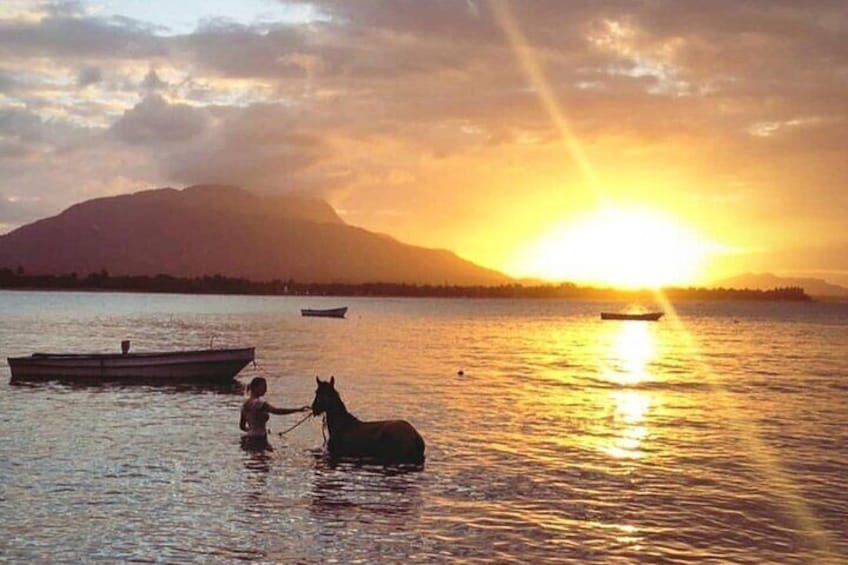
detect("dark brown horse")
(311, 376), (425, 465)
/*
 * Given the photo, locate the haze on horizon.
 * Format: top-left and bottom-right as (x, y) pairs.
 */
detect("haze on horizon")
(1, 1), (847, 288)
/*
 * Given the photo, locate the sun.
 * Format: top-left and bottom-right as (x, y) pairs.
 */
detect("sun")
(506, 206), (713, 288)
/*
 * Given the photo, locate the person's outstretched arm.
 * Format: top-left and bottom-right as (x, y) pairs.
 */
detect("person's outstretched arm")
(266, 402), (311, 415)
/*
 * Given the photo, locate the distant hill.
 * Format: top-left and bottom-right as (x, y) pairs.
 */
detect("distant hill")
(0, 185), (509, 285)
(713, 272), (848, 297)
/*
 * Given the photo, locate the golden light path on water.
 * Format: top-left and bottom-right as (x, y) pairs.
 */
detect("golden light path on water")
(600, 324), (652, 461)
(489, 0), (841, 559)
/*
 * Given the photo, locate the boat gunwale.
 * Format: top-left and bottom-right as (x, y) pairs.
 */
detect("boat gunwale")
(9, 346), (255, 363)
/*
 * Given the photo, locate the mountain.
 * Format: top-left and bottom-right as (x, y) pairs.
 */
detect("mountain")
(0, 185), (509, 285)
(713, 272), (848, 298)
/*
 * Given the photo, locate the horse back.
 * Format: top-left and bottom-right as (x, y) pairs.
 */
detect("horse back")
(337, 418), (425, 464)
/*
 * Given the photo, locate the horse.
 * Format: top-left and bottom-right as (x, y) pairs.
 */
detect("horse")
(311, 376), (425, 465)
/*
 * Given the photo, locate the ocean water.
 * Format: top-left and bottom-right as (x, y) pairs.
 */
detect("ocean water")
(0, 290), (846, 563)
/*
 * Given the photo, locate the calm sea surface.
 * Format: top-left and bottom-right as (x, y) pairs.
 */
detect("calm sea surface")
(0, 290), (846, 563)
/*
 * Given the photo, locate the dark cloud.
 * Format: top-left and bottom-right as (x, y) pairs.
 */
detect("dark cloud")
(103, 95), (328, 191)
(0, 108), (51, 144)
(160, 103), (329, 190)
(0, 69), (18, 93)
(181, 24), (311, 79)
(141, 68), (167, 91)
(110, 95), (209, 144)
(44, 1), (88, 18)
(76, 65), (102, 87)
(0, 15), (166, 59)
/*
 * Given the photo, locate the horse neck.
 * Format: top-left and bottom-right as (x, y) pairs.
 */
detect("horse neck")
(325, 395), (358, 433)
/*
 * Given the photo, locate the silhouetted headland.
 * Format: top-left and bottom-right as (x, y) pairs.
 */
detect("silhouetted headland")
(0, 185), (507, 286)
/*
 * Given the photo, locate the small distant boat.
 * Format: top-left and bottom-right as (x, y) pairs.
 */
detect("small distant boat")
(301, 307), (348, 319)
(7, 344), (255, 384)
(601, 312), (664, 321)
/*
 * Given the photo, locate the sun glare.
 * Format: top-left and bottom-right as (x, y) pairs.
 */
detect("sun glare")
(507, 207), (712, 288)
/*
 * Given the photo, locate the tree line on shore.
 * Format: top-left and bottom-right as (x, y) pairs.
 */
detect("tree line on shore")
(0, 267), (812, 301)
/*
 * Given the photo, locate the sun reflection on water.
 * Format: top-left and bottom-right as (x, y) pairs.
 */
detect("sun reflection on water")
(601, 322), (657, 460)
(604, 391), (651, 460)
(602, 321), (655, 386)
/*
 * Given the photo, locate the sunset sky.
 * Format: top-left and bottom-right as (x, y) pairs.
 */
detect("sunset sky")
(1, 1), (847, 287)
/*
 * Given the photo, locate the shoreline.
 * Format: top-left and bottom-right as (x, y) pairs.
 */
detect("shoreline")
(0, 275), (815, 302)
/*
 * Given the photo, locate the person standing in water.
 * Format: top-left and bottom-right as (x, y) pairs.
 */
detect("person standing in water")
(240, 376), (310, 451)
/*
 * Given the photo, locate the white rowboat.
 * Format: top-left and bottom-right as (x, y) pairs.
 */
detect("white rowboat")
(7, 347), (255, 384)
(301, 307), (347, 318)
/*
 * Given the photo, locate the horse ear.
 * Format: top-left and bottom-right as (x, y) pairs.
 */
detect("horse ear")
(316, 376), (321, 385)
(330, 375), (335, 386)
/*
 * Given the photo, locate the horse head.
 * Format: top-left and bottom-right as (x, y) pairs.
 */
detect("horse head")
(311, 375), (340, 416)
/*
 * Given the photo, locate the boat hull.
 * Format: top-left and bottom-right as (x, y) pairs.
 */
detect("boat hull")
(7, 347), (255, 384)
(301, 307), (348, 318)
(601, 312), (664, 321)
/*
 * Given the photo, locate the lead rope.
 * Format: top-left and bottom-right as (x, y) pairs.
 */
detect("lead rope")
(276, 412), (312, 436)
(322, 414), (328, 446)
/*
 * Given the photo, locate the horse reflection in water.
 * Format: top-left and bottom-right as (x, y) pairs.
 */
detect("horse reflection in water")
(309, 454), (425, 523)
(311, 376), (425, 465)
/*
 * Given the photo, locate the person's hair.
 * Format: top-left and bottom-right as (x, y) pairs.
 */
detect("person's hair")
(248, 376), (266, 395)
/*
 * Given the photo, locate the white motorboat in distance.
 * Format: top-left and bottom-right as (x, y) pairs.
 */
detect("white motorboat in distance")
(7, 346), (255, 384)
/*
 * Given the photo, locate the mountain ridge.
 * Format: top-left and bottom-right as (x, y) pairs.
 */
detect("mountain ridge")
(0, 185), (509, 285)
(713, 272), (848, 297)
